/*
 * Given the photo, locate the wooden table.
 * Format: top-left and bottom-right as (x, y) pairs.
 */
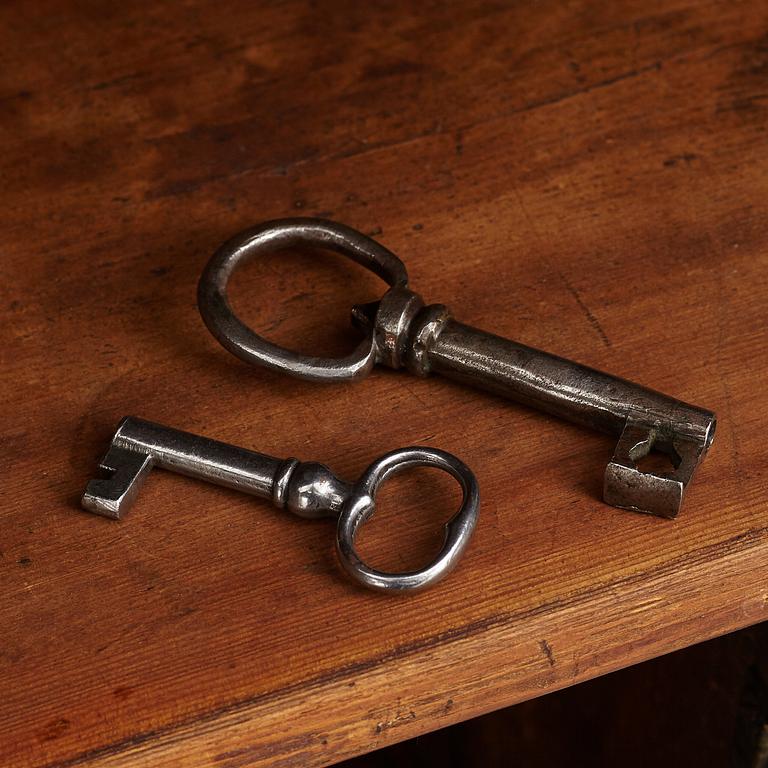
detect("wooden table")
(2, 2), (766, 766)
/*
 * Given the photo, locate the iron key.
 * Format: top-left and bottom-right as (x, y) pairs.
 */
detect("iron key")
(82, 417), (479, 593)
(198, 219), (716, 519)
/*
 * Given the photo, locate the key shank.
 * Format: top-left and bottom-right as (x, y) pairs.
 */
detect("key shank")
(81, 417), (348, 520)
(362, 287), (716, 519)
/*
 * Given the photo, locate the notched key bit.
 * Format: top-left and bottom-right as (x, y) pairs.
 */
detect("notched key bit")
(82, 445), (153, 519)
(604, 416), (711, 519)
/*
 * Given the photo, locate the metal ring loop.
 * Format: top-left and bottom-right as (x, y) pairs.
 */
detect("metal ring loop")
(335, 447), (480, 593)
(197, 218), (408, 382)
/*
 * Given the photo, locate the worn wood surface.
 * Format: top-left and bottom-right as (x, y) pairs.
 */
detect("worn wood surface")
(340, 623), (768, 767)
(1, 1), (767, 766)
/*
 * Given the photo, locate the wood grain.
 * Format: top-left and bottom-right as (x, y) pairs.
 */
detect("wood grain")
(1, 1), (767, 766)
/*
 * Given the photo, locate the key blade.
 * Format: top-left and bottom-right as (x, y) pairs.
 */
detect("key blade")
(81, 445), (153, 520)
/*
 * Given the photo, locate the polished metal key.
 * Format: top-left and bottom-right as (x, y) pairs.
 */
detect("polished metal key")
(198, 219), (716, 519)
(82, 417), (479, 593)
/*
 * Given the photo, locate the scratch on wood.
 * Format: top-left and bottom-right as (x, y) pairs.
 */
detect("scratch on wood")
(90, 72), (144, 91)
(511, 185), (611, 349)
(215, 732), (319, 767)
(511, 61), (662, 116)
(558, 271), (612, 348)
(143, 62), (667, 192)
(375, 710), (416, 735)
(539, 639), (556, 667)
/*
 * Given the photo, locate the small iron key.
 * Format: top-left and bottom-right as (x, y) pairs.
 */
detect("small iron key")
(82, 417), (479, 593)
(198, 219), (717, 519)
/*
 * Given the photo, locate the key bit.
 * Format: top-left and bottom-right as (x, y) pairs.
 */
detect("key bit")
(82, 445), (153, 519)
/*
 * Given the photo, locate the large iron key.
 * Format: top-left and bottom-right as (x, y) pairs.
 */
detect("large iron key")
(198, 219), (716, 519)
(82, 417), (479, 593)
